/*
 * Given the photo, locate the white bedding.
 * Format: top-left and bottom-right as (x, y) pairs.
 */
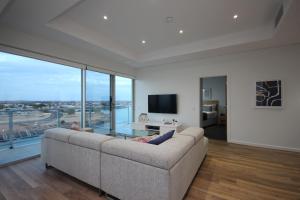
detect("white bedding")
(202, 111), (217, 119)
(202, 110), (218, 127)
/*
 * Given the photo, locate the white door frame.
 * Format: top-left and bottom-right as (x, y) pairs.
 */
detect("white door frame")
(199, 75), (231, 142)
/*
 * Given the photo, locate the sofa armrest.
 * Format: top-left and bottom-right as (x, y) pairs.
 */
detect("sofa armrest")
(101, 135), (194, 170)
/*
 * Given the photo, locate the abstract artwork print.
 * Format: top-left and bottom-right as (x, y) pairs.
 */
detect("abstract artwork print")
(256, 80), (282, 107)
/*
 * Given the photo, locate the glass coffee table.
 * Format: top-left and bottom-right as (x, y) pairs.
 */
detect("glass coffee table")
(110, 129), (159, 139)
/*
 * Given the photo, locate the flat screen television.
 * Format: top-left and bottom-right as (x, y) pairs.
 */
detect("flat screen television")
(148, 94), (177, 114)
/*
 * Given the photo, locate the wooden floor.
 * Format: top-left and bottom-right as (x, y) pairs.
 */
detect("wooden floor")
(186, 140), (300, 200)
(0, 140), (300, 200)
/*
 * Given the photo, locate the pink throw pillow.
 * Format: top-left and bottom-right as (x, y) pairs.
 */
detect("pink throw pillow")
(131, 136), (156, 143)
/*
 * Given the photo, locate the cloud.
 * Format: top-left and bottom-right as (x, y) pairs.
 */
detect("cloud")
(0, 52), (132, 101)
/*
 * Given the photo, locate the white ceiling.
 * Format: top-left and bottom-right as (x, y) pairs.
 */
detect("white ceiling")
(0, 0), (300, 67)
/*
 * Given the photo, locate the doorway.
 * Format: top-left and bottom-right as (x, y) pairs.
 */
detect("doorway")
(200, 76), (227, 140)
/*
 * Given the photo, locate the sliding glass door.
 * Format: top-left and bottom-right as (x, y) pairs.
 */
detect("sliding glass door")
(86, 70), (111, 134)
(85, 73), (133, 134)
(0, 52), (81, 165)
(115, 76), (133, 132)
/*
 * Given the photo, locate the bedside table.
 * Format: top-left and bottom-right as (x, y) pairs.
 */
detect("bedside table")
(219, 114), (226, 125)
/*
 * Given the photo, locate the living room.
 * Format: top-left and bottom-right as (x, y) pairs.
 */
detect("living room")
(0, 0), (300, 200)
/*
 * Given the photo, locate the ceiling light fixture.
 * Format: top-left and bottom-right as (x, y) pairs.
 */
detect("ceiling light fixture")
(103, 15), (108, 20)
(141, 40), (146, 44)
(179, 29), (184, 34)
(233, 14), (238, 19)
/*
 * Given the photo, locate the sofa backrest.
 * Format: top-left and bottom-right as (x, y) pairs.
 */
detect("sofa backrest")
(68, 132), (114, 150)
(44, 128), (80, 142)
(44, 128), (114, 150)
(101, 134), (194, 170)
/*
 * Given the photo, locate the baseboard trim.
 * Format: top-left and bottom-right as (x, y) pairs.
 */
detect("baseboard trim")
(228, 139), (300, 153)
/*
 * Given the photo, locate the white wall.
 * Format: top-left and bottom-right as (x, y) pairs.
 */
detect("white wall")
(202, 76), (226, 114)
(135, 44), (300, 152)
(0, 25), (136, 77)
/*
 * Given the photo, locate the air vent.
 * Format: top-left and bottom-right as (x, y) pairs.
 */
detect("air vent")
(165, 16), (175, 23)
(274, 4), (284, 28)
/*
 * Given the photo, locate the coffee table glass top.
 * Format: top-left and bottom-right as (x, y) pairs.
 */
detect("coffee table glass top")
(111, 129), (159, 138)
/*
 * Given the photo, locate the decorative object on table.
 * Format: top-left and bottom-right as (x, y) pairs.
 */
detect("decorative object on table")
(138, 113), (149, 122)
(172, 119), (178, 125)
(163, 118), (172, 125)
(256, 80), (282, 108)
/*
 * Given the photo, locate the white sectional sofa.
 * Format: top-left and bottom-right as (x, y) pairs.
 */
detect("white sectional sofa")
(41, 127), (208, 200)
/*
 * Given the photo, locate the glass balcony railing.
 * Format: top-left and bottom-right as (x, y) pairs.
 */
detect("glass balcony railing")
(85, 104), (133, 134)
(0, 108), (79, 150)
(0, 105), (132, 150)
(115, 105), (133, 133)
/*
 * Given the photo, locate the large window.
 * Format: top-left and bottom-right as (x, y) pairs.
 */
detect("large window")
(0, 52), (81, 153)
(0, 51), (134, 165)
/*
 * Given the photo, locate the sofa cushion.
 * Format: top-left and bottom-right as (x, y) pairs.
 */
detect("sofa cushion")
(178, 127), (204, 144)
(148, 130), (175, 145)
(69, 132), (114, 151)
(44, 128), (79, 142)
(102, 134), (194, 170)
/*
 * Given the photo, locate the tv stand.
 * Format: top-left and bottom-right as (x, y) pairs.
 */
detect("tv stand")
(131, 121), (183, 134)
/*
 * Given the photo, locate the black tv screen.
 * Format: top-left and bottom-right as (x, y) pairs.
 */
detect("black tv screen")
(148, 94), (177, 114)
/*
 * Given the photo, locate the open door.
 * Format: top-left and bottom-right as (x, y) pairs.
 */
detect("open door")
(200, 76), (227, 140)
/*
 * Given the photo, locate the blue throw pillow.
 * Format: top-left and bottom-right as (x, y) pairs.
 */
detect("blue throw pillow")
(148, 130), (175, 145)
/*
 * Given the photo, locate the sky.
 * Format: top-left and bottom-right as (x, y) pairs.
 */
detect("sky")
(0, 52), (132, 101)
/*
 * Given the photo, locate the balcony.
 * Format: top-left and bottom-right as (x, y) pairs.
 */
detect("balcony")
(0, 105), (132, 166)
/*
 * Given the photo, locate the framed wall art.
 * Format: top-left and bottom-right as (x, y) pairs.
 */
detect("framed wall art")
(256, 80), (282, 108)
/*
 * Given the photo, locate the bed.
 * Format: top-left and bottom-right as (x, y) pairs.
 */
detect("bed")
(202, 100), (218, 127)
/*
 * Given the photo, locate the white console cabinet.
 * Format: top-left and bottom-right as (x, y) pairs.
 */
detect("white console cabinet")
(131, 122), (183, 134)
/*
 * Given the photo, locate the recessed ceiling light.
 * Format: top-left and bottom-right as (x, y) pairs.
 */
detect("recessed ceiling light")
(233, 14), (238, 19)
(141, 40), (146, 44)
(103, 15), (108, 20)
(179, 29), (184, 34)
